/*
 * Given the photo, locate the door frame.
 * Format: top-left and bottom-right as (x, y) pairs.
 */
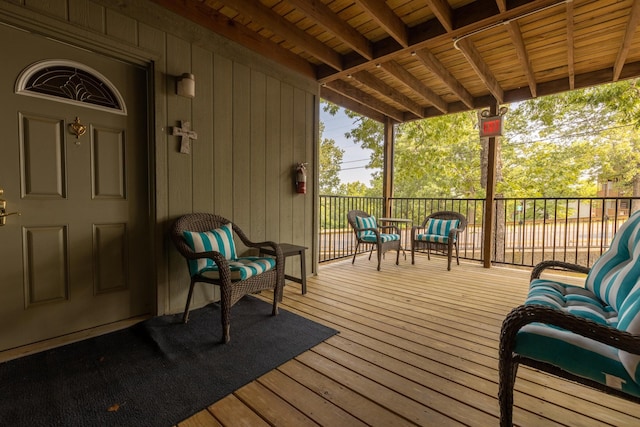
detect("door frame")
(0, 6), (161, 317)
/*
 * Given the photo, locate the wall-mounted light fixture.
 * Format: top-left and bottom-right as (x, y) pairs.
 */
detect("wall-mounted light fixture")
(177, 73), (195, 98)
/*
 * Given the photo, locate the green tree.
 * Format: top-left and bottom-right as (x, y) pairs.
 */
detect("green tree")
(319, 122), (344, 195)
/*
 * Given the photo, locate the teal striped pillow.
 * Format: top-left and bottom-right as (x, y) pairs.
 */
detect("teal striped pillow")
(355, 215), (377, 239)
(586, 210), (640, 311)
(182, 223), (237, 276)
(426, 218), (459, 237)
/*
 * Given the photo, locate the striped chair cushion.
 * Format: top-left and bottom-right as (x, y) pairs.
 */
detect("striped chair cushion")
(585, 209), (640, 311)
(198, 256), (276, 281)
(618, 286), (640, 384)
(425, 218), (459, 237)
(182, 223), (237, 276)
(355, 215), (377, 239)
(361, 233), (400, 243)
(416, 234), (449, 244)
(417, 219), (460, 244)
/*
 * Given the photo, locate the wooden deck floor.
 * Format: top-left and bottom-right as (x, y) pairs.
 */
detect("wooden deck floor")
(178, 254), (640, 427)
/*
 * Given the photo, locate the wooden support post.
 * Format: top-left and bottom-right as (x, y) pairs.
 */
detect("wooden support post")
(483, 102), (499, 268)
(383, 116), (395, 217)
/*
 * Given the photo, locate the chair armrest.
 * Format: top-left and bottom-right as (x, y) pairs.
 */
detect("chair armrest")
(501, 304), (640, 356)
(530, 260), (590, 281)
(447, 227), (462, 240)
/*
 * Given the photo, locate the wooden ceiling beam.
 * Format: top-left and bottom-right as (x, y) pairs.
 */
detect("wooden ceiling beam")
(356, 0), (409, 48)
(613, 0), (640, 81)
(318, 0), (565, 82)
(352, 70), (425, 118)
(324, 79), (405, 122)
(414, 48), (474, 109)
(566, 0), (575, 89)
(379, 61), (448, 113)
(426, 0), (453, 32)
(505, 21), (536, 97)
(215, 0), (343, 71)
(320, 86), (386, 123)
(149, 0), (316, 79)
(455, 37), (504, 104)
(285, 0), (373, 60)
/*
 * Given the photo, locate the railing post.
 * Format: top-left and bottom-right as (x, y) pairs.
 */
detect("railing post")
(383, 116), (395, 217)
(483, 102), (499, 268)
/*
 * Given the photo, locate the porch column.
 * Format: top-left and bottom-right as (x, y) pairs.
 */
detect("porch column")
(483, 102), (499, 268)
(383, 116), (395, 217)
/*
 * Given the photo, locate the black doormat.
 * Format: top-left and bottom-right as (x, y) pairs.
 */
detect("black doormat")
(0, 296), (338, 426)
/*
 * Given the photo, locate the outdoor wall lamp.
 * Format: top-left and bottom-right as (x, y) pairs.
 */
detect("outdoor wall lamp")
(177, 73), (195, 98)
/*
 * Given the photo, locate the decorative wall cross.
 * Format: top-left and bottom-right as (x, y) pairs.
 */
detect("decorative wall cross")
(171, 121), (198, 154)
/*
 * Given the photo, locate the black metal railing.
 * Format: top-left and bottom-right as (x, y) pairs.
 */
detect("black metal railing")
(319, 195), (640, 268)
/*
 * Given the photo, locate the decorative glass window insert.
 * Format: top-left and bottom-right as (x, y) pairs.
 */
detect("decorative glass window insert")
(16, 60), (126, 115)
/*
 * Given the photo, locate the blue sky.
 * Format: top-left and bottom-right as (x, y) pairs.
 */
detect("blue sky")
(320, 106), (379, 184)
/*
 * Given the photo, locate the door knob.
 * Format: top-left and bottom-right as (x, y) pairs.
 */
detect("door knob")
(0, 190), (20, 226)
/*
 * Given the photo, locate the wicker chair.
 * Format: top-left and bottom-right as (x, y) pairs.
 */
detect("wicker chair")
(347, 210), (401, 271)
(499, 210), (640, 426)
(411, 211), (467, 270)
(171, 213), (284, 343)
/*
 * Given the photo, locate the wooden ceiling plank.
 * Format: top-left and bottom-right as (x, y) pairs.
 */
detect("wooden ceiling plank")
(320, 86), (386, 122)
(325, 79), (405, 121)
(455, 37), (504, 104)
(215, 0), (344, 71)
(285, 0), (373, 60)
(149, 0), (316, 79)
(356, 0), (409, 47)
(414, 48), (474, 109)
(566, 0), (575, 89)
(505, 21), (537, 97)
(613, 0), (640, 81)
(426, 0), (453, 32)
(352, 70), (425, 117)
(380, 60), (448, 113)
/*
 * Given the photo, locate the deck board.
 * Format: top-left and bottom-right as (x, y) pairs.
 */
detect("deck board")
(179, 254), (640, 426)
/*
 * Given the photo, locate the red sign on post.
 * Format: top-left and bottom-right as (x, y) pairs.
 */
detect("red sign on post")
(480, 116), (503, 138)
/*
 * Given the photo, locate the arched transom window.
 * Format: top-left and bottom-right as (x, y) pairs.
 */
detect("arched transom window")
(15, 60), (126, 115)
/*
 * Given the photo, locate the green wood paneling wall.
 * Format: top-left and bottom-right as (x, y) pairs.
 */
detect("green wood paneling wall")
(1, 0), (318, 314)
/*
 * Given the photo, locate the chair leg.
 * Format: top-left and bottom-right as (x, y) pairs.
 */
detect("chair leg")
(368, 245), (374, 260)
(352, 242), (360, 264)
(376, 243), (382, 270)
(220, 288), (231, 343)
(395, 244), (400, 265)
(499, 353), (519, 427)
(455, 242), (460, 266)
(447, 242), (453, 271)
(411, 242), (415, 265)
(182, 280), (197, 323)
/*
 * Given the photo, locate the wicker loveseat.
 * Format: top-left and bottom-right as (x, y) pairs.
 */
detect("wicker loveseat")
(499, 210), (640, 426)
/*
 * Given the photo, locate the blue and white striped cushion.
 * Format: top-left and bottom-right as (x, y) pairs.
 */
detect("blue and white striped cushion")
(426, 219), (459, 237)
(525, 279), (618, 326)
(198, 256), (276, 281)
(416, 234), (449, 244)
(618, 286), (640, 384)
(586, 209), (640, 311)
(361, 233), (400, 243)
(182, 223), (237, 276)
(355, 215), (377, 239)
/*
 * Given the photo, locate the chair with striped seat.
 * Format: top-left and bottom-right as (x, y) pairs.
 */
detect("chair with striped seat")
(499, 209), (640, 426)
(171, 213), (284, 343)
(411, 211), (467, 270)
(347, 210), (401, 271)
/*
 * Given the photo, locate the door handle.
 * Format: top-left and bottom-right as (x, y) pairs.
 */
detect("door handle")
(0, 191), (20, 226)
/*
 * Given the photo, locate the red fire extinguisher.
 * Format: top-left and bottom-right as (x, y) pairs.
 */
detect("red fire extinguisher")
(295, 163), (307, 194)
